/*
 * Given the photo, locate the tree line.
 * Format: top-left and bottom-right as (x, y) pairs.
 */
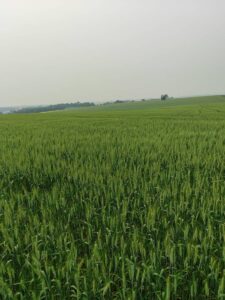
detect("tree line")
(13, 102), (95, 114)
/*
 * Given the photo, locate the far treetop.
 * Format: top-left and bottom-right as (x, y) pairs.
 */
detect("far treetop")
(161, 94), (169, 101)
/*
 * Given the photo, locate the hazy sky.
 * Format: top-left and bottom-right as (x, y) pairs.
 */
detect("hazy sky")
(0, 0), (225, 106)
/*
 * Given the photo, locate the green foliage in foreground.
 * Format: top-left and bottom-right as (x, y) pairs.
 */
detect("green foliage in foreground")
(0, 96), (225, 299)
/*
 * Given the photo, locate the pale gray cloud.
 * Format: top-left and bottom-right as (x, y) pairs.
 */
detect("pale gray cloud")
(0, 0), (225, 106)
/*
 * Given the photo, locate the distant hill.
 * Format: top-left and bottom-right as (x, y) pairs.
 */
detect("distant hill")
(0, 106), (25, 114)
(5, 95), (224, 115)
(13, 102), (95, 114)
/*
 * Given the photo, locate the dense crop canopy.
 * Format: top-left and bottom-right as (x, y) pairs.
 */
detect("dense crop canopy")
(0, 96), (224, 299)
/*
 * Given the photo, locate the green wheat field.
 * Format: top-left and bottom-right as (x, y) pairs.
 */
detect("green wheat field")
(0, 96), (225, 299)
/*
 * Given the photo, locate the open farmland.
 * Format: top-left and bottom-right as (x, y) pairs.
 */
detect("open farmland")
(0, 96), (225, 299)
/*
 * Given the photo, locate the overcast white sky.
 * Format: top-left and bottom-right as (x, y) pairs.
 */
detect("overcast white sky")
(0, 0), (225, 106)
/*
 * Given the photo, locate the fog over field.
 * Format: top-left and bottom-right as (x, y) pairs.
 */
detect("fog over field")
(0, 0), (225, 106)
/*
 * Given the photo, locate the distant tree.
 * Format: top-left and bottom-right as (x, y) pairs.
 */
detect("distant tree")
(161, 94), (169, 101)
